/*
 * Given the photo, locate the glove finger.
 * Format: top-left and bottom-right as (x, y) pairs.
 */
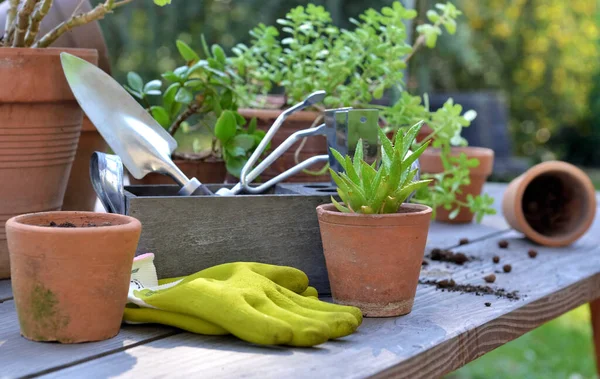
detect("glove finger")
(123, 305), (228, 335)
(250, 294), (330, 347)
(244, 263), (309, 294)
(290, 292), (363, 325)
(300, 286), (318, 298)
(269, 288), (360, 340)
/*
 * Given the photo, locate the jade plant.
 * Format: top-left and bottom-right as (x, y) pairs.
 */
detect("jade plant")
(232, 1), (495, 221)
(1, 0), (170, 48)
(124, 38), (266, 178)
(329, 122), (431, 214)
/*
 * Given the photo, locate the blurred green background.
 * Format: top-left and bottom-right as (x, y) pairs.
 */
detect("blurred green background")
(93, 0), (599, 377)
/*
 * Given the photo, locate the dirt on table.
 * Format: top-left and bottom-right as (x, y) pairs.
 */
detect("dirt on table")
(484, 274), (496, 283)
(419, 279), (520, 300)
(429, 248), (471, 265)
(459, 238), (469, 245)
(48, 221), (113, 228)
(498, 240), (509, 248)
(493, 256), (500, 263)
(528, 249), (538, 258)
(503, 264), (512, 273)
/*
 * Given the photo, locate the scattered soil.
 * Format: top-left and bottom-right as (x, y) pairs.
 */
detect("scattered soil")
(484, 274), (496, 283)
(48, 221), (113, 228)
(522, 174), (572, 235)
(419, 279), (520, 300)
(498, 240), (509, 248)
(528, 249), (538, 258)
(485, 302), (491, 307)
(459, 238), (469, 246)
(503, 264), (512, 273)
(421, 260), (429, 266)
(493, 256), (500, 264)
(429, 248), (471, 265)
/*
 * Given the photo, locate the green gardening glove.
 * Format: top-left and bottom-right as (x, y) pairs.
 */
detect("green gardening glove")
(124, 254), (362, 347)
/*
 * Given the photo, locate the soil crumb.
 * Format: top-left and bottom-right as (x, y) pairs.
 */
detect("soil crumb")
(421, 260), (429, 266)
(528, 249), (538, 258)
(498, 240), (509, 248)
(485, 302), (491, 307)
(503, 264), (512, 273)
(493, 256), (500, 263)
(49, 221), (76, 228)
(429, 248), (470, 265)
(459, 238), (469, 245)
(48, 221), (113, 228)
(484, 274), (496, 283)
(419, 279), (520, 300)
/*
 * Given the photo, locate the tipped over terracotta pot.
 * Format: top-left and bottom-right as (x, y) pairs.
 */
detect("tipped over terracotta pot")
(502, 161), (596, 247)
(420, 147), (495, 223)
(316, 203), (432, 317)
(6, 211), (141, 343)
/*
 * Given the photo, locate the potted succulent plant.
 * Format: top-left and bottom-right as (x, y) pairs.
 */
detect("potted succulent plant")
(316, 122), (432, 317)
(6, 211), (141, 342)
(124, 38), (265, 183)
(0, 0), (169, 279)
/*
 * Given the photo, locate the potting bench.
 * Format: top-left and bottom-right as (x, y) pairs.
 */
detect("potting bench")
(2, 182), (600, 378)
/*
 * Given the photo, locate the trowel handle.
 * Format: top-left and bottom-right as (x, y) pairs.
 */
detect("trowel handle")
(178, 178), (213, 196)
(240, 123), (327, 193)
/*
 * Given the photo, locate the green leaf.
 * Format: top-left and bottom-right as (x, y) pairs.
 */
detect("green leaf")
(225, 143), (246, 157)
(153, 0), (171, 5)
(344, 156), (361, 185)
(184, 79), (204, 90)
(200, 34), (211, 58)
(211, 44), (227, 64)
(163, 83), (181, 116)
(220, 90), (233, 110)
(331, 196), (350, 213)
(378, 128), (393, 172)
(225, 157), (245, 178)
(401, 121), (424, 160)
(176, 40), (199, 63)
(143, 80), (162, 95)
(150, 106), (170, 129)
(353, 139), (363, 175)
(330, 147), (347, 172)
(214, 110), (237, 143)
(232, 134), (255, 151)
(448, 207), (460, 220)
(174, 66), (190, 80)
(426, 10), (439, 23)
(247, 117), (257, 134)
(127, 72), (143, 92)
(162, 71), (179, 82)
(174, 87), (193, 104)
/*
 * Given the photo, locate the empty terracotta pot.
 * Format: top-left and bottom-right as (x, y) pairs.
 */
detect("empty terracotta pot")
(316, 203), (432, 317)
(237, 108), (329, 183)
(6, 211), (141, 343)
(502, 161), (596, 247)
(420, 147), (495, 223)
(0, 48), (98, 279)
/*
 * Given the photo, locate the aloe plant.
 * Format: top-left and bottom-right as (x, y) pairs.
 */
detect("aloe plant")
(329, 121), (432, 214)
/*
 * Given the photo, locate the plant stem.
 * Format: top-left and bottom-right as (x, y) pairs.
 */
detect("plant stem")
(33, 0), (132, 48)
(168, 103), (199, 136)
(3, 0), (20, 46)
(13, 0), (39, 47)
(24, 0), (53, 47)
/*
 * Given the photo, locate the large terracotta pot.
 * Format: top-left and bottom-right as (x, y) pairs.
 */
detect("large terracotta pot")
(316, 203), (432, 317)
(6, 211), (141, 343)
(0, 48), (98, 279)
(420, 146), (495, 223)
(128, 157), (227, 185)
(237, 108), (330, 183)
(502, 161), (596, 247)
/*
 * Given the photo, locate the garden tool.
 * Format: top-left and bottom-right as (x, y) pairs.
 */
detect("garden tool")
(124, 254), (362, 347)
(90, 152), (125, 214)
(60, 53), (212, 197)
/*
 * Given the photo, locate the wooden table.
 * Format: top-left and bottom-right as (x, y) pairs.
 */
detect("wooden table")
(2, 183), (600, 378)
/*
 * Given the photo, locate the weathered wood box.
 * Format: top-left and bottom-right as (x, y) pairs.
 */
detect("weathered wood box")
(124, 183), (339, 294)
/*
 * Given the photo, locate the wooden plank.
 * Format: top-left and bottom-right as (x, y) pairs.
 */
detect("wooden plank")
(42, 224), (600, 378)
(590, 299), (600, 375)
(0, 280), (12, 302)
(0, 300), (179, 379)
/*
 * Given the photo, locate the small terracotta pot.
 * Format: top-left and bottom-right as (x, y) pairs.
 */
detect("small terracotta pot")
(420, 147), (495, 223)
(502, 161), (596, 247)
(6, 211), (141, 343)
(237, 108), (330, 183)
(128, 157), (227, 185)
(0, 48), (98, 279)
(316, 203), (432, 317)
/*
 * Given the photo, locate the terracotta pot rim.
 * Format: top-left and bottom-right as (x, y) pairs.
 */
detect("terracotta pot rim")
(0, 46), (98, 58)
(317, 203), (432, 226)
(505, 161), (596, 246)
(6, 211), (141, 233)
(237, 108), (322, 122)
(423, 146), (494, 159)
(421, 146), (495, 176)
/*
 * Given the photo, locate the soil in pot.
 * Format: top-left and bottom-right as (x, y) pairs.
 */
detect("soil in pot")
(502, 161), (596, 246)
(420, 146), (495, 223)
(6, 211), (141, 343)
(317, 203), (432, 317)
(0, 48), (98, 279)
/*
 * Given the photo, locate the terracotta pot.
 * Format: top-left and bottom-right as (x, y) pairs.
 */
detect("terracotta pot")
(237, 108), (330, 183)
(316, 203), (432, 317)
(6, 211), (141, 343)
(420, 147), (495, 223)
(0, 48), (98, 279)
(502, 161), (596, 247)
(128, 157), (227, 185)
(62, 117), (108, 211)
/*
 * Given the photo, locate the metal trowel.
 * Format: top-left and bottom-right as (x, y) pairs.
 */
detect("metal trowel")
(60, 53), (212, 196)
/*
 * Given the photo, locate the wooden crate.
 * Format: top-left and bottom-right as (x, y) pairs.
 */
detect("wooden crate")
(124, 183), (338, 294)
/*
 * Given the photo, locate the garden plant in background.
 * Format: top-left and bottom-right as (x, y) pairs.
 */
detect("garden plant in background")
(317, 121), (433, 317)
(234, 1), (496, 222)
(125, 38), (266, 179)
